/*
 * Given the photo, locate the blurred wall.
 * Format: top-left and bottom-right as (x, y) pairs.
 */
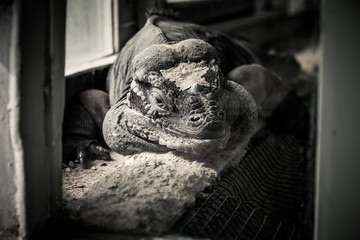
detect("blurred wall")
(0, 1), (21, 237)
(316, 0), (360, 239)
(0, 0), (66, 238)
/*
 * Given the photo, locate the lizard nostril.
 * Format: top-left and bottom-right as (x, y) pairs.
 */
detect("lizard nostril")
(191, 102), (202, 110)
(190, 116), (201, 122)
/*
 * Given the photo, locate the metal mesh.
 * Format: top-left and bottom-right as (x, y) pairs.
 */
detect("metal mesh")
(174, 128), (313, 240)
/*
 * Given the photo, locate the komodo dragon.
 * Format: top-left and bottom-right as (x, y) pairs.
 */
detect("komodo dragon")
(63, 14), (302, 165)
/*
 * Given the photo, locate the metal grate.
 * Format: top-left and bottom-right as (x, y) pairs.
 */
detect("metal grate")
(175, 128), (313, 240)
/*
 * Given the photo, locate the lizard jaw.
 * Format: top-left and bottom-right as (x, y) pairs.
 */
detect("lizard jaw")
(124, 107), (231, 155)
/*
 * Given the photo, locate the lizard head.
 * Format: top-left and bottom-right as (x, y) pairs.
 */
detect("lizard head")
(104, 39), (257, 155)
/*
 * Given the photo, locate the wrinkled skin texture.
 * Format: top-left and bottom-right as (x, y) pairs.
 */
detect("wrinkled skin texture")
(102, 15), (283, 156)
(63, 15), (287, 162)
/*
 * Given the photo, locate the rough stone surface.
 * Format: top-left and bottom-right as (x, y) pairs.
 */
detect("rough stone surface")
(62, 122), (263, 235)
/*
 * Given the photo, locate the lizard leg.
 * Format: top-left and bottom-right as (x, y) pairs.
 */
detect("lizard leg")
(227, 64), (309, 139)
(63, 89), (111, 168)
(227, 64), (289, 118)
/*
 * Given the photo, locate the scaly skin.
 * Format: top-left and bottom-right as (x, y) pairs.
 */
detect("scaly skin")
(63, 15), (287, 161)
(103, 16), (261, 155)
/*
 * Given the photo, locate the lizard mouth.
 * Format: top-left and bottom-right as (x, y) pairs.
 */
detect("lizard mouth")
(166, 121), (227, 140)
(124, 107), (231, 155)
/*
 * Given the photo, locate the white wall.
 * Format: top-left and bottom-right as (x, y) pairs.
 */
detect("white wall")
(0, 1), (20, 235)
(0, 0), (66, 238)
(316, 0), (360, 239)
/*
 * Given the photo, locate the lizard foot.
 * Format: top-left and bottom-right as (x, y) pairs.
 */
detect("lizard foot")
(76, 143), (111, 169)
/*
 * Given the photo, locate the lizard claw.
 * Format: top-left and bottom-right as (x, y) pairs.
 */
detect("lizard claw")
(76, 146), (88, 169)
(89, 144), (111, 160)
(75, 143), (111, 169)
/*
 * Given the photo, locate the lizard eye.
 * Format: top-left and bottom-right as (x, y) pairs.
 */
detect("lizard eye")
(150, 89), (169, 111)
